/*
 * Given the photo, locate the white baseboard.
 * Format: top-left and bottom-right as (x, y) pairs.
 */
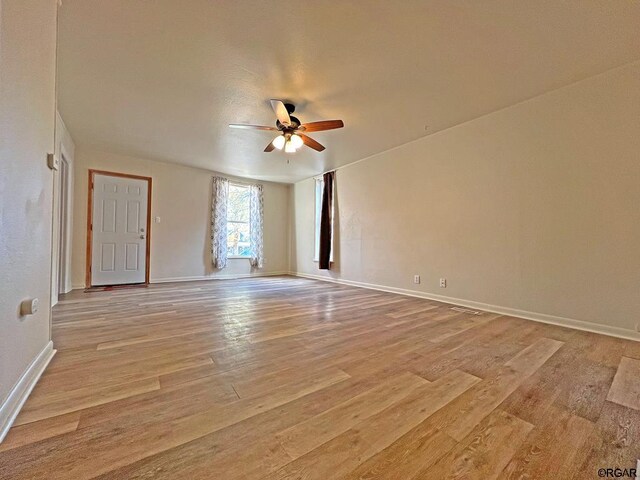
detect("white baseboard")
(292, 272), (640, 342)
(0, 341), (56, 443)
(150, 270), (290, 284)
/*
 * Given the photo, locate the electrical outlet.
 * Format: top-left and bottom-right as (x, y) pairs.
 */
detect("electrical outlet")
(439, 278), (447, 288)
(20, 298), (39, 316)
(413, 275), (420, 284)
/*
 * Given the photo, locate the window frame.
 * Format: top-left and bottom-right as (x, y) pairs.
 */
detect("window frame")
(226, 182), (252, 259)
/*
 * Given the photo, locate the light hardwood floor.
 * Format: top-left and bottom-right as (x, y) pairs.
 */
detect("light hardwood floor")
(1, 276), (639, 479)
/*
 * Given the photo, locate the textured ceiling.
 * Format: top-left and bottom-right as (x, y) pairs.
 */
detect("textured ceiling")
(57, 0), (640, 183)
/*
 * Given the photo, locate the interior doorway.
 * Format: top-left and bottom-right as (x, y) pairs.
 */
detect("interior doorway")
(86, 170), (152, 287)
(57, 153), (70, 294)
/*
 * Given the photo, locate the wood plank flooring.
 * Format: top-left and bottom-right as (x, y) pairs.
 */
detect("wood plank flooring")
(0, 276), (639, 479)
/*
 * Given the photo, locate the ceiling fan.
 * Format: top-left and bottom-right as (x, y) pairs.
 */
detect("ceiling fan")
(229, 100), (344, 153)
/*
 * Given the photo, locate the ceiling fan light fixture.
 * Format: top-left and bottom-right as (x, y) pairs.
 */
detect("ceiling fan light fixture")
(290, 134), (303, 149)
(284, 140), (296, 153)
(272, 135), (286, 150)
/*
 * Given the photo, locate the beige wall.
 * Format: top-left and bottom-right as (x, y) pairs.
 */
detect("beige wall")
(71, 149), (290, 287)
(291, 61), (640, 336)
(0, 0), (57, 406)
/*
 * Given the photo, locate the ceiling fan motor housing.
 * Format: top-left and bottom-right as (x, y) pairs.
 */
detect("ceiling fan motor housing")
(276, 115), (301, 130)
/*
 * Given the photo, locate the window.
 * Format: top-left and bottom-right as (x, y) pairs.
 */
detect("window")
(227, 183), (251, 257)
(314, 177), (333, 262)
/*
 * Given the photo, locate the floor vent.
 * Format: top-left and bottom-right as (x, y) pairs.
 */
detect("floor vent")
(450, 306), (482, 315)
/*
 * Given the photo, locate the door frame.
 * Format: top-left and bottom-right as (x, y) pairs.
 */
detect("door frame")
(86, 169), (152, 288)
(57, 150), (71, 294)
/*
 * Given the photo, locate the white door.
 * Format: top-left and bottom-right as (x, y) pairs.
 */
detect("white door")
(91, 173), (149, 286)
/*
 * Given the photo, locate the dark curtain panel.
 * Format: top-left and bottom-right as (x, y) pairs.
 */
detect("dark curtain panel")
(319, 170), (335, 270)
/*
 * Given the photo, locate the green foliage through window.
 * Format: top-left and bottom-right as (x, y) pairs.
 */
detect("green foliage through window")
(227, 184), (251, 257)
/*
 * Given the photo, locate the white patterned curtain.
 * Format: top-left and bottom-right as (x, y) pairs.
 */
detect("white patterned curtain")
(249, 184), (264, 268)
(211, 176), (229, 269)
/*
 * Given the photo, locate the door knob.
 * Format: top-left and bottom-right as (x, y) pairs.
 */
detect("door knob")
(140, 235), (145, 239)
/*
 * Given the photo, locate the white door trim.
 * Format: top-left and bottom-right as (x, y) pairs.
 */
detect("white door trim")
(50, 146), (73, 306)
(57, 150), (71, 294)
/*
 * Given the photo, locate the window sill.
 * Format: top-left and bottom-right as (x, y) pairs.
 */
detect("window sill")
(228, 256), (251, 260)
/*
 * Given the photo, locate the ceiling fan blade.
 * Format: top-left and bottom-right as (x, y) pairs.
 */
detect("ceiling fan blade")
(264, 141), (276, 152)
(270, 99), (292, 127)
(299, 120), (344, 132)
(229, 124), (277, 131)
(299, 133), (325, 152)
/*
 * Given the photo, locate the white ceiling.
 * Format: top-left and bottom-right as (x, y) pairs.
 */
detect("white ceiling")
(57, 0), (640, 183)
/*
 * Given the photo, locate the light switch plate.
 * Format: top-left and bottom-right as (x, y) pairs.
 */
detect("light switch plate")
(47, 153), (59, 170)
